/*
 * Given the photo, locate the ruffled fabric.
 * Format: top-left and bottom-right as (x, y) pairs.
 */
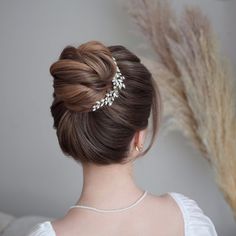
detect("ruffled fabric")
(168, 192), (218, 236)
(27, 221), (55, 236)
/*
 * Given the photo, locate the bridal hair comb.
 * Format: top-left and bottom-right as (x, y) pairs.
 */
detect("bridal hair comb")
(92, 57), (126, 111)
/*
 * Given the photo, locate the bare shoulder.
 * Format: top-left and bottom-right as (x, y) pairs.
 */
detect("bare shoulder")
(50, 216), (76, 236)
(50, 193), (184, 236)
(145, 192), (184, 236)
(146, 191), (181, 211)
(50, 218), (65, 236)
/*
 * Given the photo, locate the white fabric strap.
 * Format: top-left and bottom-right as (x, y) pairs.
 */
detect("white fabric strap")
(168, 192), (218, 236)
(27, 221), (56, 236)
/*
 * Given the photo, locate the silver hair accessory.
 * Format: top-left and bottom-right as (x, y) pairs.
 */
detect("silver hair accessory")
(92, 56), (126, 111)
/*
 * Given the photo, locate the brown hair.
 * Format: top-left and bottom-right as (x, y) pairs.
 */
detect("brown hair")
(49, 41), (162, 165)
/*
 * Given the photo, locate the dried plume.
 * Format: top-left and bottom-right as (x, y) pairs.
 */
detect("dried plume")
(127, 0), (236, 218)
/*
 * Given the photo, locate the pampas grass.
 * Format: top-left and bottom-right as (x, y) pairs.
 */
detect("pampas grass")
(127, 0), (236, 218)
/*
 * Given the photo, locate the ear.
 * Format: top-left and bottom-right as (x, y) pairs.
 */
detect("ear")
(134, 128), (147, 148)
(130, 127), (147, 156)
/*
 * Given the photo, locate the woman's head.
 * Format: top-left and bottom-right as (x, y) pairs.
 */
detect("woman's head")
(49, 40), (162, 166)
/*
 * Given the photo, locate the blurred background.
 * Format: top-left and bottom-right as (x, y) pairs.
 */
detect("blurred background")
(0, 0), (236, 235)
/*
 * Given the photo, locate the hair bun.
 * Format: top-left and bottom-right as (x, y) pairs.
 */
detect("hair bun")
(49, 41), (117, 112)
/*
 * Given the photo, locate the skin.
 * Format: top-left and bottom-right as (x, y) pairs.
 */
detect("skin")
(51, 129), (184, 236)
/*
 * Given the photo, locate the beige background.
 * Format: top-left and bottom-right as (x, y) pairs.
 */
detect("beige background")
(0, 0), (236, 235)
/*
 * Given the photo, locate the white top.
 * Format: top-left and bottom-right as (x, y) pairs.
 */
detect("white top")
(27, 192), (218, 236)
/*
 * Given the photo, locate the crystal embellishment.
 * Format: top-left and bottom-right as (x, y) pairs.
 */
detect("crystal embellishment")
(92, 57), (126, 111)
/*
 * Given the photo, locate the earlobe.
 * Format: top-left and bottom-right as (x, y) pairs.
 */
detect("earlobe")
(135, 143), (143, 152)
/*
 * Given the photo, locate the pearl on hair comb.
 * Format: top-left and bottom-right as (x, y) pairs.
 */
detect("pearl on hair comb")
(92, 57), (126, 111)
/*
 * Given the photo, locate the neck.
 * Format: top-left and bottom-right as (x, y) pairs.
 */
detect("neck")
(75, 161), (145, 209)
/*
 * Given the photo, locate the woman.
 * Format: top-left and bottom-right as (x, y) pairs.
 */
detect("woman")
(28, 41), (217, 235)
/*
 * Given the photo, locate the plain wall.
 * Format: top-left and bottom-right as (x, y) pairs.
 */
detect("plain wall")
(0, 0), (235, 235)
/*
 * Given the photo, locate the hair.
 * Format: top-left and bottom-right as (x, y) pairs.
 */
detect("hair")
(49, 40), (162, 166)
